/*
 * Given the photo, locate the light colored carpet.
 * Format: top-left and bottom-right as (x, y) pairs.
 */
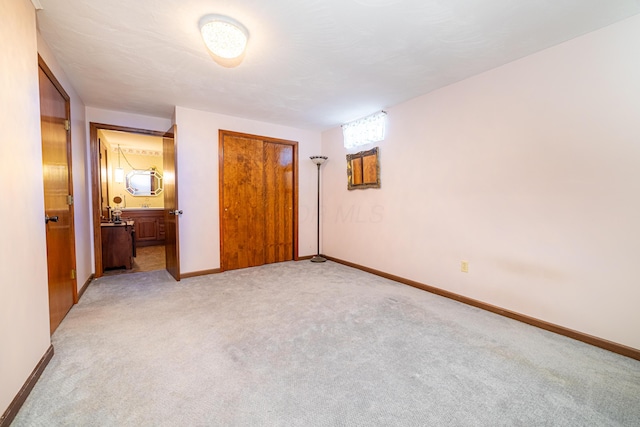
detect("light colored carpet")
(12, 261), (640, 426)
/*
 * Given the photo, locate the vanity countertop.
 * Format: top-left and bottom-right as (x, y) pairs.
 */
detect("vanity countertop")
(121, 207), (164, 211)
(101, 220), (134, 227)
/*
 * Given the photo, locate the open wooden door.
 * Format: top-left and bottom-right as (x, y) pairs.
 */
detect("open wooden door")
(99, 138), (110, 219)
(163, 125), (181, 280)
(39, 57), (77, 334)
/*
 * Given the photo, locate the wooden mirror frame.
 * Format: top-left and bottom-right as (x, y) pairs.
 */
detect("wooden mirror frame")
(347, 147), (380, 190)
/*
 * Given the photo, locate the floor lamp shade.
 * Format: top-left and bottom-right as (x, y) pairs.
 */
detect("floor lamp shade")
(310, 156), (327, 262)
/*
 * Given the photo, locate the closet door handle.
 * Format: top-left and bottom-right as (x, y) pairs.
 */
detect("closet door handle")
(169, 210), (183, 216)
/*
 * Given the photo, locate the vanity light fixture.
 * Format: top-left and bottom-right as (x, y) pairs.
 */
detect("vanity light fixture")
(199, 14), (249, 67)
(114, 145), (125, 183)
(342, 111), (387, 149)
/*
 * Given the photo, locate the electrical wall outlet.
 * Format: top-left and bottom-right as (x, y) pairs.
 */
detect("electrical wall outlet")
(461, 261), (469, 273)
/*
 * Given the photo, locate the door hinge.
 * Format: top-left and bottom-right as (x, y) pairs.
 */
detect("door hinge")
(67, 195), (74, 205)
(71, 269), (76, 280)
(64, 120), (70, 131)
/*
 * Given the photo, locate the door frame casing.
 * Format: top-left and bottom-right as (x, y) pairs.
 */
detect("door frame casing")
(218, 129), (299, 271)
(89, 123), (165, 277)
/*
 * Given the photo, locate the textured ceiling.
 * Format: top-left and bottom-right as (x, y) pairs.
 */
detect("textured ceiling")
(36, 0), (640, 131)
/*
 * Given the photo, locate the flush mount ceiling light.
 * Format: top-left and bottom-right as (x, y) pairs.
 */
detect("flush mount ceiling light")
(199, 14), (249, 67)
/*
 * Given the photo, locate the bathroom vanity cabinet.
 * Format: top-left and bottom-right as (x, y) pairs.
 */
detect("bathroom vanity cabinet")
(122, 209), (165, 247)
(101, 221), (135, 270)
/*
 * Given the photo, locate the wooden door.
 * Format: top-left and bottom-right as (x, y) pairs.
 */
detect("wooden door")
(221, 134), (266, 270)
(163, 125), (180, 280)
(220, 131), (298, 271)
(39, 58), (77, 334)
(99, 138), (109, 219)
(264, 142), (294, 263)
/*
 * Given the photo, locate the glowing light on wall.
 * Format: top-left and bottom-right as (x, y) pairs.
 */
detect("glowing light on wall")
(114, 145), (124, 183)
(342, 111), (387, 149)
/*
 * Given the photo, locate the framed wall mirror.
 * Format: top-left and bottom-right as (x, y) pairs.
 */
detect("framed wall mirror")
(347, 147), (380, 190)
(125, 170), (163, 196)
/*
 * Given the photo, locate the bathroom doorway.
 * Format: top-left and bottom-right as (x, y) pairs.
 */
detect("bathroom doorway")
(90, 123), (179, 278)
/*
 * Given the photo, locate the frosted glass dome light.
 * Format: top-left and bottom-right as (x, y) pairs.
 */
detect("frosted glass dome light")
(199, 15), (248, 62)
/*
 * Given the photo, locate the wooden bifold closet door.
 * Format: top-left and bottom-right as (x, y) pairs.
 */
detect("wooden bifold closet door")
(219, 130), (298, 271)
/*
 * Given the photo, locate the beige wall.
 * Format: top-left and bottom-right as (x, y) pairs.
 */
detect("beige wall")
(321, 15), (640, 350)
(0, 0), (51, 413)
(174, 107), (322, 274)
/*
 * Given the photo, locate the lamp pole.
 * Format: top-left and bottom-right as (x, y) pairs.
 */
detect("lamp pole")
(310, 156), (328, 262)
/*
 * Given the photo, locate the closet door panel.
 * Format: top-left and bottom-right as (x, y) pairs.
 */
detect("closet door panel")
(264, 142), (294, 264)
(221, 135), (266, 271)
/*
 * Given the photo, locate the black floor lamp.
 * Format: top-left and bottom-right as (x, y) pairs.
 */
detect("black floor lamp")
(310, 155), (328, 263)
